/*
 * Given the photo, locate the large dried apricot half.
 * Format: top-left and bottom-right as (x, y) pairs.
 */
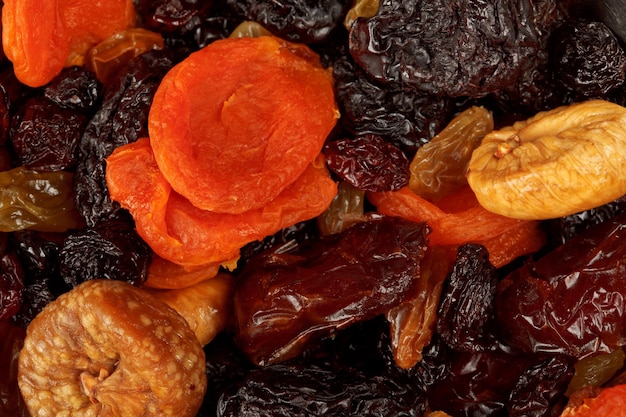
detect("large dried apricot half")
(148, 36), (339, 214)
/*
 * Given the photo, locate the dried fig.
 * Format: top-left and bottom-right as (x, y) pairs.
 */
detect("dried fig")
(17, 279), (207, 417)
(467, 100), (626, 220)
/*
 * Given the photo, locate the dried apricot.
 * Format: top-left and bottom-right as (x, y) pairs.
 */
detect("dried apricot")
(106, 138), (337, 267)
(560, 384), (626, 417)
(367, 185), (546, 267)
(467, 100), (626, 220)
(2, 0), (136, 87)
(148, 36), (339, 214)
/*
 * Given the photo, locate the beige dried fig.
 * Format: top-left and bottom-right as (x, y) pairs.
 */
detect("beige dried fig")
(16, 278), (232, 417)
(467, 100), (626, 220)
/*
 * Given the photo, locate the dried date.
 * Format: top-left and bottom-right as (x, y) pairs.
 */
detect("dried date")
(496, 211), (626, 358)
(234, 216), (429, 365)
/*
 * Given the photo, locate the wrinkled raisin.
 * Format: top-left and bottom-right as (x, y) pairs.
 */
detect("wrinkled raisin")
(0, 250), (24, 322)
(325, 134), (410, 192)
(550, 20), (626, 99)
(436, 244), (498, 352)
(59, 218), (151, 288)
(11, 96), (87, 171)
(43, 66), (102, 112)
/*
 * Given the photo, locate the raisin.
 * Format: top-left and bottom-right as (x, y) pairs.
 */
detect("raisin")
(325, 134), (410, 192)
(436, 243), (498, 352)
(349, 0), (540, 97)
(12, 230), (67, 295)
(74, 49), (174, 227)
(507, 355), (575, 417)
(216, 362), (425, 417)
(234, 216), (429, 365)
(10, 277), (57, 328)
(0, 67), (32, 146)
(43, 66), (102, 112)
(550, 20), (626, 100)
(58, 218), (151, 288)
(0, 250), (24, 322)
(225, 0), (350, 44)
(11, 96), (87, 171)
(134, 0), (214, 33)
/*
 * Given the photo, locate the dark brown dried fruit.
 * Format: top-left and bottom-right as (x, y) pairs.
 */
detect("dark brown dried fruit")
(234, 215), (429, 365)
(324, 134), (410, 192)
(0, 251), (25, 321)
(349, 0), (540, 97)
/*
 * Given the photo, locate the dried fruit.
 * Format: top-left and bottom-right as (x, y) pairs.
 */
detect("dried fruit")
(106, 138), (337, 267)
(560, 384), (626, 417)
(409, 106), (493, 201)
(467, 100), (626, 220)
(1, 0), (136, 87)
(18, 279), (208, 417)
(148, 35), (338, 214)
(0, 167), (84, 232)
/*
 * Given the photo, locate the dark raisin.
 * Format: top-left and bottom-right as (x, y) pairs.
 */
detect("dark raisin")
(234, 216), (429, 365)
(0, 67), (32, 146)
(11, 96), (87, 171)
(12, 230), (67, 295)
(226, 0), (350, 44)
(507, 355), (575, 417)
(550, 20), (626, 99)
(74, 49), (175, 227)
(324, 134), (410, 192)
(134, 0), (214, 33)
(436, 243), (498, 351)
(0, 250), (25, 322)
(43, 66), (102, 112)
(58, 218), (151, 288)
(216, 362), (425, 417)
(349, 0), (540, 97)
(11, 278), (57, 328)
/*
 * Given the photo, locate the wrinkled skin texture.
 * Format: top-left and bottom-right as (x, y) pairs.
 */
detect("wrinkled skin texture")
(496, 212), (626, 358)
(349, 0), (540, 97)
(18, 279), (207, 417)
(234, 216), (429, 365)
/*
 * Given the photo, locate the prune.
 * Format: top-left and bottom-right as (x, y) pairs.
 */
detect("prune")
(489, 0), (571, 117)
(0, 250), (24, 321)
(324, 134), (410, 192)
(550, 20), (626, 99)
(332, 48), (452, 155)
(11, 96), (87, 171)
(43, 66), (101, 112)
(58, 218), (151, 288)
(349, 0), (540, 97)
(234, 215), (429, 365)
(496, 211), (626, 358)
(436, 244), (498, 352)
(507, 355), (575, 417)
(217, 362), (425, 417)
(74, 49), (175, 227)
(225, 0), (350, 44)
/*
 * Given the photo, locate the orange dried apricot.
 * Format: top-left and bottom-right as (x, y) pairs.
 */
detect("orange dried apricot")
(106, 138), (337, 267)
(2, 0), (136, 87)
(367, 185), (546, 267)
(148, 36), (339, 214)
